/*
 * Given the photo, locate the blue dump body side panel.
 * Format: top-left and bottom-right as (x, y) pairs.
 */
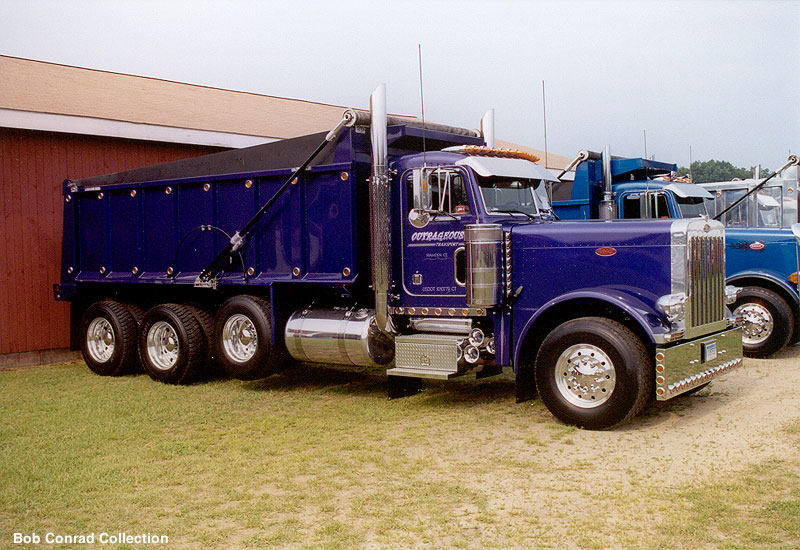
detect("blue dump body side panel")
(552, 161), (603, 219)
(62, 163), (361, 287)
(57, 125), (483, 298)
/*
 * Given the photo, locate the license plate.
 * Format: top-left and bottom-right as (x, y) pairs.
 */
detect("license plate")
(702, 341), (717, 362)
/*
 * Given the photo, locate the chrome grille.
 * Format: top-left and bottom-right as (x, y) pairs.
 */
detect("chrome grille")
(688, 235), (725, 327)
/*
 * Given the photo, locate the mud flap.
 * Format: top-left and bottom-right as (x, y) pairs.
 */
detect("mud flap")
(515, 366), (537, 403)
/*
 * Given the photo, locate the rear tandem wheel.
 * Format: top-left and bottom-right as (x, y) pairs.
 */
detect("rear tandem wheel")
(138, 303), (205, 384)
(213, 295), (288, 380)
(80, 300), (141, 376)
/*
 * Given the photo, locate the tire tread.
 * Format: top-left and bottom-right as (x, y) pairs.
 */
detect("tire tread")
(139, 303), (203, 384)
(80, 300), (140, 376)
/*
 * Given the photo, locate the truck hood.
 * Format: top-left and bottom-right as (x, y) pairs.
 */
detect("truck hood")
(508, 219), (675, 310)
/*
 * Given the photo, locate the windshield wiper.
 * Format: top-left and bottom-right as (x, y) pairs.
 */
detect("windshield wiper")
(489, 208), (538, 221)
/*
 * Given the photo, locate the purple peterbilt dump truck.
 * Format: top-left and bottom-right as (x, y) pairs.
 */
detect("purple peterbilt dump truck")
(54, 86), (742, 429)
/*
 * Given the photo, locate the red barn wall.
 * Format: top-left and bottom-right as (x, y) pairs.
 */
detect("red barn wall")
(0, 128), (223, 356)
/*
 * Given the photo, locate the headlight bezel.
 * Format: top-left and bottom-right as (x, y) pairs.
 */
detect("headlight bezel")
(656, 292), (689, 324)
(725, 285), (741, 305)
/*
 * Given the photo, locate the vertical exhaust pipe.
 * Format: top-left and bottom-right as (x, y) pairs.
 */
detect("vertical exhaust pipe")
(481, 109), (495, 148)
(599, 145), (617, 219)
(369, 84), (394, 335)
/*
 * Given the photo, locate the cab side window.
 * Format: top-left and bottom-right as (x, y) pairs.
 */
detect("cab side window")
(622, 194), (643, 218)
(756, 187), (781, 228)
(621, 192), (671, 218)
(721, 189), (749, 227)
(651, 193), (670, 218)
(406, 168), (471, 217)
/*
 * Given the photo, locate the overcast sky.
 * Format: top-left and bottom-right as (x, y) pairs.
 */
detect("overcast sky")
(2, 0), (798, 170)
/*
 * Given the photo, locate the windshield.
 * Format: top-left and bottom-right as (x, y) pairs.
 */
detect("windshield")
(676, 196), (709, 218)
(477, 175), (548, 217)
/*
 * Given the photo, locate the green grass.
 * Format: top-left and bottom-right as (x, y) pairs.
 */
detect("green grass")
(1, 362), (800, 549)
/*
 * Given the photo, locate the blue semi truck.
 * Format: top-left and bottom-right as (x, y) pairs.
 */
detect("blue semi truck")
(550, 149), (800, 358)
(54, 86), (742, 429)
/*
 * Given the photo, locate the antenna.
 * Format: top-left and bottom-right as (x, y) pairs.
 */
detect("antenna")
(689, 145), (694, 181)
(542, 80), (549, 168)
(418, 44), (427, 166)
(643, 129), (647, 159)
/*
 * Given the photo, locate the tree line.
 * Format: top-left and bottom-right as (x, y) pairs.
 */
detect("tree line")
(676, 159), (773, 183)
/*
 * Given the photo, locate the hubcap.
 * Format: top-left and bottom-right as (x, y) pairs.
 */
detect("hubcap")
(86, 317), (115, 363)
(222, 314), (258, 363)
(146, 321), (179, 371)
(554, 344), (616, 408)
(734, 303), (773, 345)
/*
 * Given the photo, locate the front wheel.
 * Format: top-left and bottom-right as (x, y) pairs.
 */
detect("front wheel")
(535, 317), (653, 430)
(732, 286), (794, 358)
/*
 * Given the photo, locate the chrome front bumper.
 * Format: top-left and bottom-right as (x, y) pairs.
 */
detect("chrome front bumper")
(655, 327), (743, 400)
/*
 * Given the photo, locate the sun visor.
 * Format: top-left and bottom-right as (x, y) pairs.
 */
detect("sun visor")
(757, 193), (781, 208)
(455, 156), (559, 182)
(663, 182), (713, 199)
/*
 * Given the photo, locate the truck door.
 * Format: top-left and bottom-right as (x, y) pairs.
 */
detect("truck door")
(399, 167), (475, 303)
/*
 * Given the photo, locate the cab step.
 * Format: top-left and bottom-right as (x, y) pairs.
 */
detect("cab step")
(390, 333), (461, 379)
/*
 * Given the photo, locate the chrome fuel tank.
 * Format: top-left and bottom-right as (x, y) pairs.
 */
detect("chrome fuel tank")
(284, 308), (394, 367)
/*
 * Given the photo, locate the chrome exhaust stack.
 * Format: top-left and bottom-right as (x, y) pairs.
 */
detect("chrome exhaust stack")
(369, 84), (395, 336)
(465, 224), (504, 307)
(481, 109), (495, 148)
(599, 145), (617, 219)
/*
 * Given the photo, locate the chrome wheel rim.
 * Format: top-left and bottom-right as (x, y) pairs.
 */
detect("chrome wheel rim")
(146, 321), (179, 371)
(86, 317), (115, 363)
(734, 303), (773, 345)
(554, 344), (616, 408)
(222, 314), (257, 363)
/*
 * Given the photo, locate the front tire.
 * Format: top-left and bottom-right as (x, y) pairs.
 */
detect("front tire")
(535, 317), (653, 430)
(80, 301), (140, 376)
(214, 295), (287, 380)
(732, 286), (794, 358)
(138, 304), (204, 384)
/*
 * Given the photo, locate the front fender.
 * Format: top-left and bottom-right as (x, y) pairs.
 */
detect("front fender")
(727, 270), (800, 302)
(512, 287), (668, 368)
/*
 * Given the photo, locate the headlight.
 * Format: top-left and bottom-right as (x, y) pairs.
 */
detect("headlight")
(656, 293), (688, 323)
(725, 285), (741, 305)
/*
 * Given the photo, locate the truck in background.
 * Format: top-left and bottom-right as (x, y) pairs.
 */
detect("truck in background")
(54, 86), (742, 430)
(700, 163), (799, 228)
(549, 149), (800, 357)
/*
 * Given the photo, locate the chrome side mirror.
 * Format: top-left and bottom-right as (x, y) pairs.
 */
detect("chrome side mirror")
(409, 168), (431, 228)
(792, 223), (800, 244)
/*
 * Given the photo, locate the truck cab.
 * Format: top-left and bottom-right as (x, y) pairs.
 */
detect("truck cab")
(551, 155), (713, 220)
(701, 165), (799, 229)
